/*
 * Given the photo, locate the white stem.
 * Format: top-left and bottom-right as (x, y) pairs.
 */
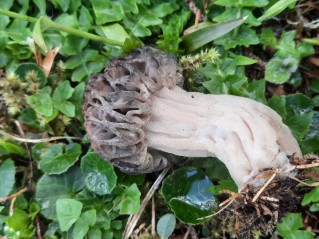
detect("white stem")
(145, 87), (301, 189)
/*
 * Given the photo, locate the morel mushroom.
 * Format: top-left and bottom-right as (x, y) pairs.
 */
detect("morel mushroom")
(83, 47), (301, 189)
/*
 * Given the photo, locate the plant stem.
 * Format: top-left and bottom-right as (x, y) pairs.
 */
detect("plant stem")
(0, 9), (124, 46)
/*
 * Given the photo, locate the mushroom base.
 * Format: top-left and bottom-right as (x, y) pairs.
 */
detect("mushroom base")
(145, 86), (301, 189)
(210, 156), (318, 239)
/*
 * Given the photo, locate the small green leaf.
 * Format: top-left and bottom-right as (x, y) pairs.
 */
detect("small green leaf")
(95, 24), (129, 43)
(230, 54), (257, 66)
(157, 213), (176, 239)
(27, 86), (53, 117)
(56, 198), (83, 232)
(39, 143), (82, 174)
(52, 81), (75, 117)
(182, 17), (246, 52)
(91, 0), (124, 24)
(32, 17), (48, 53)
(214, 0), (268, 7)
(260, 28), (277, 47)
(15, 62), (47, 87)
(81, 152), (117, 195)
(302, 187), (319, 205)
(73, 209), (96, 239)
(115, 184), (141, 215)
(258, 0), (298, 21)
(0, 139), (27, 157)
(29, 202), (41, 220)
(0, 159), (15, 198)
(6, 208), (30, 231)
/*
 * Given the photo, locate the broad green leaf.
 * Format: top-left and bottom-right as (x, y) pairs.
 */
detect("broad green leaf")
(258, 0), (298, 21)
(91, 0), (124, 24)
(119, 0), (138, 14)
(32, 17), (48, 53)
(0, 1), (14, 29)
(277, 213), (303, 236)
(27, 86), (53, 117)
(157, 214), (176, 239)
(6, 208), (30, 231)
(0, 159), (15, 198)
(302, 187), (319, 205)
(214, 25), (260, 49)
(81, 152), (117, 195)
(39, 143), (82, 174)
(15, 62), (47, 87)
(95, 24), (129, 43)
(73, 209), (97, 239)
(56, 198), (83, 232)
(182, 17), (246, 52)
(35, 167), (85, 220)
(296, 42), (315, 58)
(161, 167), (218, 224)
(115, 184), (141, 215)
(265, 58), (291, 84)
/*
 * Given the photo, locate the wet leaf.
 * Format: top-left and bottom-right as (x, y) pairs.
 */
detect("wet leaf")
(0, 159), (15, 198)
(81, 152), (117, 195)
(35, 167), (85, 220)
(161, 167), (218, 224)
(56, 198), (83, 231)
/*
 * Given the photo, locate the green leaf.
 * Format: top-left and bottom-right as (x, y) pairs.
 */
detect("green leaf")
(214, 25), (260, 49)
(56, 198), (83, 232)
(52, 81), (75, 117)
(230, 54), (257, 66)
(115, 184), (141, 215)
(303, 38), (319, 45)
(70, 82), (85, 121)
(50, 0), (70, 12)
(81, 152), (117, 195)
(258, 0), (298, 21)
(29, 202), (41, 220)
(6, 208), (30, 231)
(207, 179), (238, 194)
(276, 213), (314, 239)
(95, 24), (129, 44)
(91, 0), (124, 24)
(27, 86), (53, 117)
(32, 17), (48, 53)
(15, 62), (47, 87)
(157, 213), (176, 239)
(182, 17), (247, 52)
(277, 213), (303, 236)
(0, 139), (27, 157)
(265, 58), (291, 84)
(302, 187), (319, 205)
(213, 8), (261, 26)
(35, 167), (85, 220)
(73, 209), (97, 239)
(39, 143), (82, 174)
(18, 108), (42, 130)
(161, 167), (218, 224)
(78, 6), (93, 31)
(214, 0), (268, 7)
(32, 0), (46, 15)
(0, 159), (15, 198)
(260, 28), (277, 47)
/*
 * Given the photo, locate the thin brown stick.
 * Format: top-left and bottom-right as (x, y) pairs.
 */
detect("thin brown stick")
(107, 195), (127, 213)
(286, 174), (319, 187)
(183, 226), (191, 239)
(123, 166), (171, 239)
(36, 216), (42, 239)
(252, 171), (277, 202)
(0, 187), (28, 202)
(0, 129), (81, 143)
(151, 196), (155, 235)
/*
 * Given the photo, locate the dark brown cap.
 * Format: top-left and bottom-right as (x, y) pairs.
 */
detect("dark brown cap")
(83, 47), (183, 173)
